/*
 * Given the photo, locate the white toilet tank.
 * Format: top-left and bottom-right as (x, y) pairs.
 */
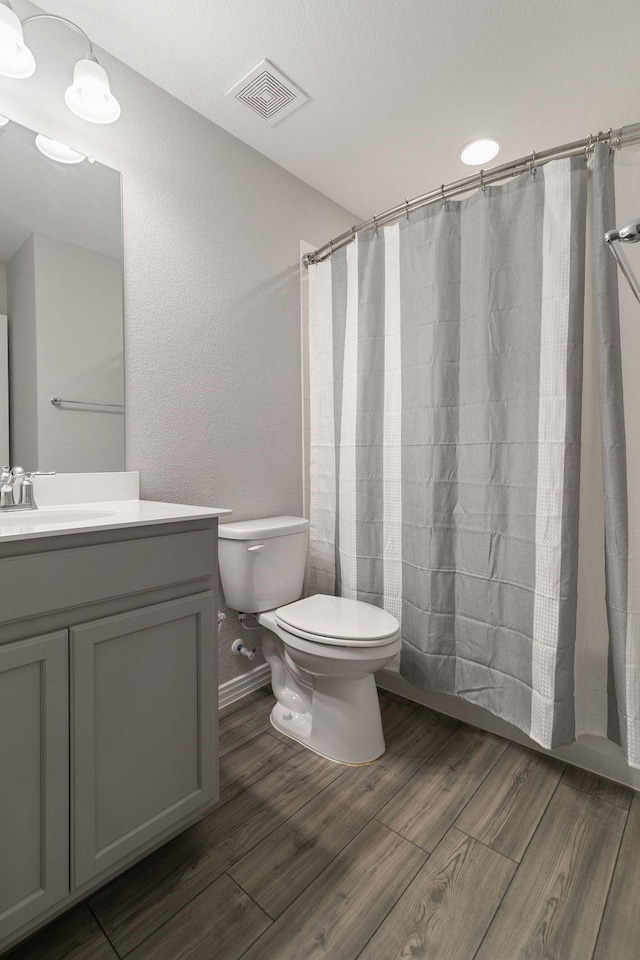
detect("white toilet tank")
(218, 516), (310, 613)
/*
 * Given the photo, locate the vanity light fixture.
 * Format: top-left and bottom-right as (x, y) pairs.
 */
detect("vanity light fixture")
(35, 133), (85, 164)
(65, 58), (120, 124)
(0, 2), (35, 77)
(0, 1), (121, 123)
(459, 137), (502, 166)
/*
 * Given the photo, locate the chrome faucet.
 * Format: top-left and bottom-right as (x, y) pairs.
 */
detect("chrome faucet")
(0, 466), (56, 511)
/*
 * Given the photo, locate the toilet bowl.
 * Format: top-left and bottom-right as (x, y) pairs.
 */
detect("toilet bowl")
(218, 517), (401, 764)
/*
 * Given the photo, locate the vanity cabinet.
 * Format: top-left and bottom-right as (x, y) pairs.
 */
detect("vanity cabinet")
(0, 631), (69, 941)
(0, 517), (221, 955)
(71, 594), (216, 887)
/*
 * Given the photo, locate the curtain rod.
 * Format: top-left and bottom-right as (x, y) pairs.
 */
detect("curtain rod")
(303, 122), (640, 266)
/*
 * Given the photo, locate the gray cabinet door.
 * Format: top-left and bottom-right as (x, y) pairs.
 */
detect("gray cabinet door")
(0, 632), (69, 940)
(71, 593), (218, 888)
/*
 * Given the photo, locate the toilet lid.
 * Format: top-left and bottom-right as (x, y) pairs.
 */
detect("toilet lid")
(275, 595), (400, 646)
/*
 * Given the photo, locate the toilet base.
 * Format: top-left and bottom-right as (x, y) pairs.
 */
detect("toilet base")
(269, 674), (386, 765)
(256, 610), (399, 765)
(270, 708), (382, 765)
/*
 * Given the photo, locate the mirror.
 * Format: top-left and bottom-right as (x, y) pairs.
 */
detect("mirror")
(0, 117), (124, 473)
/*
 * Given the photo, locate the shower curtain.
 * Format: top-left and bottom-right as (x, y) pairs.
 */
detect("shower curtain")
(308, 144), (639, 766)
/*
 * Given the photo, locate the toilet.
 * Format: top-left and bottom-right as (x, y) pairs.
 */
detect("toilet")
(218, 516), (401, 764)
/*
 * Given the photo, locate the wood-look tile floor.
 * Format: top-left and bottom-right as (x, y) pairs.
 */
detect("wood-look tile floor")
(8, 687), (640, 960)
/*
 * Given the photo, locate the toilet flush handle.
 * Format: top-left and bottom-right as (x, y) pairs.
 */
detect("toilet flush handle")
(247, 544), (266, 553)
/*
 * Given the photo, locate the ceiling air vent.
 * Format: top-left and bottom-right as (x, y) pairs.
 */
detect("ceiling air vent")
(226, 59), (308, 126)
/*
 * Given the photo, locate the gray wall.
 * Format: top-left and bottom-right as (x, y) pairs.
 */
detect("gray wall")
(1, 0), (355, 683)
(0, 264), (6, 315)
(0, 265), (7, 462)
(6, 236), (38, 468)
(5, 233), (124, 472)
(33, 233), (124, 473)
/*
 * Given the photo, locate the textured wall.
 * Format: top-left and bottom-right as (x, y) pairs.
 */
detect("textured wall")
(0, 264), (6, 314)
(1, 0), (354, 683)
(6, 236), (38, 468)
(33, 234), (124, 472)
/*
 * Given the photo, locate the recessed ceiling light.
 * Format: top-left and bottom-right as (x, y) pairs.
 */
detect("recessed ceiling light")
(35, 134), (85, 164)
(459, 138), (501, 166)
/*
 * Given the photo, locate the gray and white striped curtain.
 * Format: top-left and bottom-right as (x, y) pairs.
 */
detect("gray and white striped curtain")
(308, 144), (638, 764)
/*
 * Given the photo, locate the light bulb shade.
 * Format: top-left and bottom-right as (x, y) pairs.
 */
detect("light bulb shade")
(64, 58), (121, 124)
(35, 134), (85, 164)
(0, 5), (35, 78)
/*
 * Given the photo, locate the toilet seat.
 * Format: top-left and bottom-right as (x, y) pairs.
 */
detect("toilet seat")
(275, 594), (400, 648)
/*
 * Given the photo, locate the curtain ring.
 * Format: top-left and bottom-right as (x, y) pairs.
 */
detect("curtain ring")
(328, 239), (334, 258)
(441, 184), (448, 208)
(479, 169), (486, 193)
(529, 150), (537, 177)
(585, 133), (593, 161)
(350, 225), (357, 244)
(372, 214), (379, 237)
(405, 200), (410, 220)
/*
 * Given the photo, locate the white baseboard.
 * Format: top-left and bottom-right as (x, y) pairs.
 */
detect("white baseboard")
(218, 663), (271, 710)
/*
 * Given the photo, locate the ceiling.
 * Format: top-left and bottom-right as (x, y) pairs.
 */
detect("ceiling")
(27, 0), (640, 219)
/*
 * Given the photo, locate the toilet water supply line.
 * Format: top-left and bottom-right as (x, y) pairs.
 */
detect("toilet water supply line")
(218, 609), (256, 659)
(225, 610), (313, 714)
(231, 612), (260, 660)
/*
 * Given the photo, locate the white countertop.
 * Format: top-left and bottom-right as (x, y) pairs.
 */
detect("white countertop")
(0, 500), (231, 542)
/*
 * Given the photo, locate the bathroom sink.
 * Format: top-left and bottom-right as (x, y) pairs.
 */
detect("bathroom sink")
(0, 507), (117, 525)
(0, 499), (231, 542)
